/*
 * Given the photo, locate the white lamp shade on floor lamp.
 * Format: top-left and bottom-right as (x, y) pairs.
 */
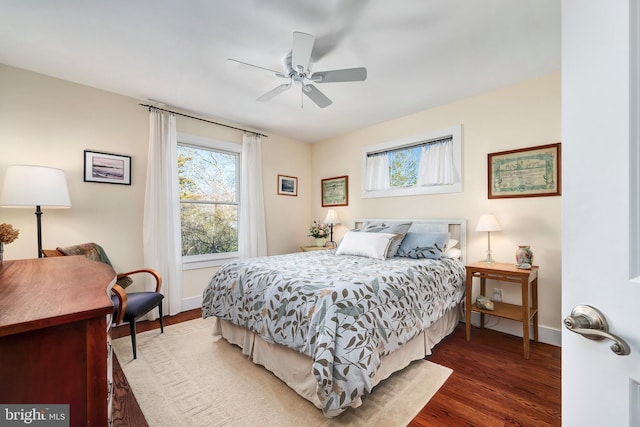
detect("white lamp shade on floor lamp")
(475, 213), (502, 264)
(0, 165), (71, 257)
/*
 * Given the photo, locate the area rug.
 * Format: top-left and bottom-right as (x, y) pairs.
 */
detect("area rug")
(112, 318), (452, 427)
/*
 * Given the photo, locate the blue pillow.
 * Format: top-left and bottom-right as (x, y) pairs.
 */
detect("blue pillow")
(396, 232), (450, 259)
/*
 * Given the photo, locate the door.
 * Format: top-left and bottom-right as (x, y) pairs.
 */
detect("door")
(563, 1), (640, 425)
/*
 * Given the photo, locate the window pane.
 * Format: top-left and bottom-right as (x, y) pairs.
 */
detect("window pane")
(180, 202), (238, 256)
(178, 145), (237, 202)
(389, 146), (420, 187)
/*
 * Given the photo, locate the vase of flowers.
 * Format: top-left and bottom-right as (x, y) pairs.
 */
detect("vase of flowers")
(309, 221), (330, 246)
(516, 245), (534, 265)
(0, 223), (19, 265)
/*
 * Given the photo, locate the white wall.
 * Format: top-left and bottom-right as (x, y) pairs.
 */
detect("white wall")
(311, 72), (562, 343)
(0, 64), (311, 305)
(0, 64), (562, 343)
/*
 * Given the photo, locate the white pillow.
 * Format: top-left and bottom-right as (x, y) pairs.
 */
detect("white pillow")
(442, 247), (462, 259)
(446, 239), (459, 251)
(335, 231), (396, 260)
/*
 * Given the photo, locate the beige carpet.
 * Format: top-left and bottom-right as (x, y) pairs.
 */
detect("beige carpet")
(113, 318), (452, 427)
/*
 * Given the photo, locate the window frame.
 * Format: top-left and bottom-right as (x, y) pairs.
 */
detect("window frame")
(177, 132), (241, 270)
(361, 125), (462, 198)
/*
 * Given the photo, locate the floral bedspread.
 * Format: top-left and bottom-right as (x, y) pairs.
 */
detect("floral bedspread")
(201, 250), (465, 416)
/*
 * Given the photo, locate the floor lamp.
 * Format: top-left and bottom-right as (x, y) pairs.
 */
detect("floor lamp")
(475, 213), (502, 264)
(0, 165), (71, 258)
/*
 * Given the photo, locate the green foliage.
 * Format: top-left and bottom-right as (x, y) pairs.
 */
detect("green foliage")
(389, 147), (419, 187)
(178, 145), (238, 256)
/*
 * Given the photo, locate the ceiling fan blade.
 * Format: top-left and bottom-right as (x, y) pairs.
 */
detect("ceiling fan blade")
(310, 67), (367, 83)
(292, 32), (314, 73)
(302, 84), (332, 108)
(257, 83), (291, 102)
(227, 58), (286, 78)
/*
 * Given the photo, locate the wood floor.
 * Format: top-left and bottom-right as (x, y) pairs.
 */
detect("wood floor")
(111, 309), (561, 426)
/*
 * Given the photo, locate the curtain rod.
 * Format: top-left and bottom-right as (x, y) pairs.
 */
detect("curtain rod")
(367, 136), (452, 157)
(139, 104), (268, 138)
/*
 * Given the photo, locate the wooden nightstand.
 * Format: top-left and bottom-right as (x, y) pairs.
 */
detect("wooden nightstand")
(465, 261), (539, 359)
(300, 245), (333, 252)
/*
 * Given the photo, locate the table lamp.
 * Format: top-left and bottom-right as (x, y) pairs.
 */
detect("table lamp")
(323, 209), (341, 247)
(0, 165), (71, 258)
(475, 213), (502, 264)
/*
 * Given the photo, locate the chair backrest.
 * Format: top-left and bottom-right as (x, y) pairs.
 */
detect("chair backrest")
(42, 243), (134, 289)
(41, 249), (64, 257)
(56, 243), (114, 267)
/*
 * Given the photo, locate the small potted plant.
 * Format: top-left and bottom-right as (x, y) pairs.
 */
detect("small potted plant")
(308, 221), (330, 247)
(0, 223), (19, 264)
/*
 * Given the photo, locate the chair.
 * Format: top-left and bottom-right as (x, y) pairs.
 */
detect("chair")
(42, 243), (164, 359)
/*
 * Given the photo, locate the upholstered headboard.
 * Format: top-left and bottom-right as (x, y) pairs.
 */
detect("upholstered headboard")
(353, 218), (467, 264)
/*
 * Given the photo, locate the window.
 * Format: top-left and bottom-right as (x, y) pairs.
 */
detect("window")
(177, 133), (240, 268)
(361, 125), (462, 198)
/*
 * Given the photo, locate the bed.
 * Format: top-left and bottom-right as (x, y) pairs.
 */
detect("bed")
(202, 219), (466, 417)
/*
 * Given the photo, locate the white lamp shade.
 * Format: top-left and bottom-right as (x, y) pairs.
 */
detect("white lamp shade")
(0, 165), (71, 208)
(475, 214), (502, 232)
(323, 209), (341, 225)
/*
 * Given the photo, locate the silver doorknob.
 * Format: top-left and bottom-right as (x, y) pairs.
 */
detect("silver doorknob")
(564, 305), (631, 356)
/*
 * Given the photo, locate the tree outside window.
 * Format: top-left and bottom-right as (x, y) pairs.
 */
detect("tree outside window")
(178, 144), (239, 257)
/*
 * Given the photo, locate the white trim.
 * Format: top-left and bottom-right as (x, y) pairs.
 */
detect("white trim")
(361, 125), (462, 198)
(182, 295), (203, 311)
(182, 253), (239, 270)
(177, 132), (241, 153)
(631, 0), (640, 280)
(177, 132), (241, 268)
(467, 312), (561, 347)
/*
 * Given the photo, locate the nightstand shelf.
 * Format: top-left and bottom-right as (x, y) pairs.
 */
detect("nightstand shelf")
(472, 300), (537, 322)
(465, 261), (539, 359)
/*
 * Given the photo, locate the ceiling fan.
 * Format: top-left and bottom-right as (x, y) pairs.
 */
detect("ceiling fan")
(228, 31), (367, 108)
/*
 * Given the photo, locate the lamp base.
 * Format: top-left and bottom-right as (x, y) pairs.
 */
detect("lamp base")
(484, 250), (495, 264)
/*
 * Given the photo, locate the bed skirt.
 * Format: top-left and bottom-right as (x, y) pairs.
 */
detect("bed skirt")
(210, 304), (460, 412)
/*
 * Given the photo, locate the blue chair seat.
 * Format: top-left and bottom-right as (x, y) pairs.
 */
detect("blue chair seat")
(111, 292), (164, 359)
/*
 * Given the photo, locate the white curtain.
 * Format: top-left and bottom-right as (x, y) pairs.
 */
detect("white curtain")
(143, 110), (183, 317)
(238, 133), (267, 258)
(365, 153), (390, 190)
(417, 140), (455, 186)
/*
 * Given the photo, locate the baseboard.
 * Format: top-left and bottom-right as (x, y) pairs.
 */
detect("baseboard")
(467, 312), (562, 347)
(182, 295), (203, 312)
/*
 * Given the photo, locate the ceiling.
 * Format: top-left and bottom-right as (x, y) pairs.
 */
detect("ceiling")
(0, 1), (560, 143)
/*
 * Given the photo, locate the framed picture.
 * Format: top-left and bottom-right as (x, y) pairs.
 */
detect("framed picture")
(488, 143), (561, 198)
(277, 174), (298, 196)
(84, 150), (131, 185)
(321, 175), (348, 207)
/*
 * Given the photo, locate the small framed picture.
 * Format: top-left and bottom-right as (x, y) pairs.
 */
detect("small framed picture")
(84, 150), (131, 185)
(322, 175), (348, 207)
(277, 174), (298, 196)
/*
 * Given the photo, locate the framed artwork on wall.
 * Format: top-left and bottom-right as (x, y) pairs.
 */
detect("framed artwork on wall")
(321, 175), (348, 207)
(277, 174), (298, 196)
(84, 150), (131, 185)
(488, 143), (561, 198)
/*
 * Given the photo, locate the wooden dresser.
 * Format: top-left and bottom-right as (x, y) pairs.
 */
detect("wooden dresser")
(0, 256), (116, 426)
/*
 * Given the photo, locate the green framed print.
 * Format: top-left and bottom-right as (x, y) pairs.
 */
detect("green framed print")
(488, 143), (561, 199)
(321, 175), (348, 207)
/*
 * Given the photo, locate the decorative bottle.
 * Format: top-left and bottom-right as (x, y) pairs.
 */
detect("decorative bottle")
(516, 245), (533, 265)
